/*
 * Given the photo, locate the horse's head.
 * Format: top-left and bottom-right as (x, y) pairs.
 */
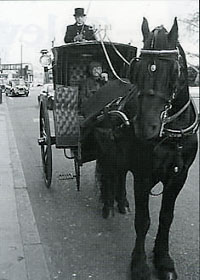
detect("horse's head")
(129, 17), (187, 140)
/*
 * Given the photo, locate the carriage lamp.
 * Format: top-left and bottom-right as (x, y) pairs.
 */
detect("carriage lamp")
(40, 49), (51, 67)
(39, 49), (52, 84)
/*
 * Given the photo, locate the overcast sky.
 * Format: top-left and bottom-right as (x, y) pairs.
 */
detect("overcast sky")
(0, 0), (198, 71)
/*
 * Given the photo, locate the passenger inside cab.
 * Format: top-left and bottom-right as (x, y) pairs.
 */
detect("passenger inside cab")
(79, 61), (108, 113)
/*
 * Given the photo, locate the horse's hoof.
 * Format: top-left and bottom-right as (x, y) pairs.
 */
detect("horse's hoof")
(117, 204), (126, 214)
(131, 266), (151, 280)
(157, 270), (177, 280)
(131, 259), (151, 280)
(154, 252), (177, 280)
(102, 206), (109, 219)
(102, 206), (114, 219)
(117, 199), (130, 214)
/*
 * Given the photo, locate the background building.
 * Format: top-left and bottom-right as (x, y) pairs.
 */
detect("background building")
(0, 63), (33, 85)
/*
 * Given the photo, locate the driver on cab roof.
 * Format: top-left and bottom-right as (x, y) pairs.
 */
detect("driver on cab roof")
(64, 8), (96, 43)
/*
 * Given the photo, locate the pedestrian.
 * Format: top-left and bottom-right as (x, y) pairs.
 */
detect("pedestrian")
(64, 8), (96, 43)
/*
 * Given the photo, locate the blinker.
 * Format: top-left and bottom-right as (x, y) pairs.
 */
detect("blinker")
(150, 64), (156, 72)
(174, 166), (179, 173)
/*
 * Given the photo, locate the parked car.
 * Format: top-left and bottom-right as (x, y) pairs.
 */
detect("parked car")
(38, 83), (54, 110)
(5, 79), (29, 97)
(12, 84), (29, 97)
(5, 84), (12, 96)
(0, 84), (6, 93)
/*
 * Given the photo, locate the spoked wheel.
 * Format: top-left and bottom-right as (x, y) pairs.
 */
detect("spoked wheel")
(39, 99), (52, 188)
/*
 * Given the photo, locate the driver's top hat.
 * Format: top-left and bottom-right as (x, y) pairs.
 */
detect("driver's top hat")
(74, 8), (86, 17)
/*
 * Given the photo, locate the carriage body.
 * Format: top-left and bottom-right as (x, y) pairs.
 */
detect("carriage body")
(52, 41), (137, 153)
(38, 41), (137, 188)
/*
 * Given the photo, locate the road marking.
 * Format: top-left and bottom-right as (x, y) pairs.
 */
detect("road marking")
(58, 173), (75, 180)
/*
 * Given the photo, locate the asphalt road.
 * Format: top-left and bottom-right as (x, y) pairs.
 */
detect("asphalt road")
(6, 87), (199, 280)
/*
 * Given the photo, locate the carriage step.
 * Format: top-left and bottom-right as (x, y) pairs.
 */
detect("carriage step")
(38, 136), (56, 146)
(38, 137), (46, 146)
(50, 136), (56, 145)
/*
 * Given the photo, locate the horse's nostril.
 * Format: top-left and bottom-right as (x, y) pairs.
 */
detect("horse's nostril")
(152, 125), (157, 131)
(132, 116), (137, 123)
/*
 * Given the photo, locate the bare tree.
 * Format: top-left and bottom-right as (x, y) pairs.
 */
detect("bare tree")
(179, 12), (199, 85)
(179, 11), (199, 35)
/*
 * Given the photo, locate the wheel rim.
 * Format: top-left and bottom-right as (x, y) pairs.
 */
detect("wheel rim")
(40, 101), (52, 188)
(74, 157), (80, 191)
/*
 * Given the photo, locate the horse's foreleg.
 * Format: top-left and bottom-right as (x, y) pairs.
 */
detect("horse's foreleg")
(101, 174), (115, 219)
(95, 160), (105, 202)
(154, 171), (188, 280)
(115, 171), (130, 214)
(131, 179), (151, 280)
(96, 159), (115, 218)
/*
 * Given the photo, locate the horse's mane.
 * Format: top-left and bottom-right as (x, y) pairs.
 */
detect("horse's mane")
(177, 43), (188, 80)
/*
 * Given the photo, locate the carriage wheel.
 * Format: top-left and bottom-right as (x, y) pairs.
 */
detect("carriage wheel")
(74, 154), (80, 191)
(39, 99), (52, 188)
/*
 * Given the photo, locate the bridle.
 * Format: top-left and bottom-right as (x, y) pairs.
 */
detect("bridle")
(95, 29), (199, 139)
(97, 46), (199, 137)
(132, 43), (199, 138)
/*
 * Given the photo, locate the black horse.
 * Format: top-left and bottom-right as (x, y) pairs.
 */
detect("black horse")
(93, 18), (199, 280)
(128, 18), (199, 279)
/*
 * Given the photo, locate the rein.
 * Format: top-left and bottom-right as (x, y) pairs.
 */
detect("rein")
(98, 33), (130, 84)
(106, 35), (130, 65)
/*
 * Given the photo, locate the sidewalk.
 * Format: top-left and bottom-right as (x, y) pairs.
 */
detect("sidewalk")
(0, 94), (51, 280)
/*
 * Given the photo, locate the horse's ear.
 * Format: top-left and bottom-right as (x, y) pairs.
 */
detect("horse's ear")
(168, 17), (178, 44)
(142, 17), (150, 42)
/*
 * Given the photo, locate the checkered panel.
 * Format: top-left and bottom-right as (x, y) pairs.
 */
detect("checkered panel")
(69, 63), (87, 86)
(54, 85), (79, 146)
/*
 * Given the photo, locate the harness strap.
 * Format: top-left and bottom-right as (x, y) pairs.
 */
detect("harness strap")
(163, 97), (199, 137)
(99, 33), (129, 84)
(163, 98), (191, 124)
(107, 110), (130, 126)
(106, 35), (130, 65)
(141, 49), (179, 55)
(95, 85), (138, 128)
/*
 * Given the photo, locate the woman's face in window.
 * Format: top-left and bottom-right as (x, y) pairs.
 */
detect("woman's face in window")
(92, 66), (102, 77)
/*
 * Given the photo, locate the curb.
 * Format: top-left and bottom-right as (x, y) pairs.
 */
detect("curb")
(3, 95), (51, 280)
